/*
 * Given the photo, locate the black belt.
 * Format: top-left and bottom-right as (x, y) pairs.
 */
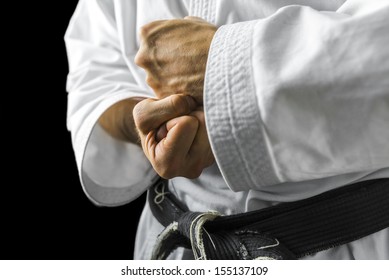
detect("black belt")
(148, 178), (389, 260)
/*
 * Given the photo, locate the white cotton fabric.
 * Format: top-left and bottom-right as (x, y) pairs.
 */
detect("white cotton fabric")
(65, 0), (389, 259)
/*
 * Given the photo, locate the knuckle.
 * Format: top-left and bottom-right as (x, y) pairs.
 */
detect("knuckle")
(145, 74), (153, 85)
(145, 75), (159, 89)
(139, 24), (150, 38)
(134, 51), (148, 68)
(132, 102), (149, 133)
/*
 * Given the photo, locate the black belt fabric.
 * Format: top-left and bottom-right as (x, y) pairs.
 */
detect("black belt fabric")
(148, 178), (389, 260)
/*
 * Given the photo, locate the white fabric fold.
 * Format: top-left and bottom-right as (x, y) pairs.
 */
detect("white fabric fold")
(65, 0), (158, 205)
(204, 3), (389, 192)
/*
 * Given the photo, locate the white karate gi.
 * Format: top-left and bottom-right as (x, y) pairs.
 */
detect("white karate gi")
(65, 0), (389, 259)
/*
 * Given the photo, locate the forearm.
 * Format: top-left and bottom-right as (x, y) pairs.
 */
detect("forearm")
(98, 98), (143, 144)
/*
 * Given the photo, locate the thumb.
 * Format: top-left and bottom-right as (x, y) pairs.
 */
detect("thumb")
(133, 94), (197, 135)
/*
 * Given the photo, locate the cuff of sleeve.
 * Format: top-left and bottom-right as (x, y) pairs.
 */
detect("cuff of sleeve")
(70, 92), (158, 207)
(204, 20), (280, 192)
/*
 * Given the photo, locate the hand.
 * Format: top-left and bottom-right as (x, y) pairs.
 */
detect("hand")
(133, 94), (215, 179)
(135, 17), (217, 105)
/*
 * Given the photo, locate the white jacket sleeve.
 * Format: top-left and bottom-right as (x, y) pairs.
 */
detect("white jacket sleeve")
(65, 0), (157, 206)
(204, 0), (389, 192)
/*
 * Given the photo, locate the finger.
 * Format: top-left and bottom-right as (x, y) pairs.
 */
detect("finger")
(188, 110), (207, 149)
(133, 94), (197, 134)
(155, 115), (199, 178)
(188, 110), (215, 166)
(164, 115), (198, 154)
(137, 128), (157, 163)
(155, 104), (198, 143)
(155, 123), (168, 142)
(187, 110), (209, 152)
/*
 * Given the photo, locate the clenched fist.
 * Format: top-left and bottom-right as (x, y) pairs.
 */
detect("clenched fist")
(133, 94), (215, 179)
(135, 17), (217, 105)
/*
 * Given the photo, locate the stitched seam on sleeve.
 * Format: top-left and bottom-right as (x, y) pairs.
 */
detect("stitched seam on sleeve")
(224, 23), (263, 187)
(222, 26), (253, 188)
(205, 21), (279, 190)
(205, 25), (252, 190)
(227, 22), (279, 187)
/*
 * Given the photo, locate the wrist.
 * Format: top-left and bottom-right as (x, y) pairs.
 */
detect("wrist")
(99, 97), (144, 144)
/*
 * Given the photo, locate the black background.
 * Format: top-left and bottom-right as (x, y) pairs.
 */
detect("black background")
(1, 1), (146, 259)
